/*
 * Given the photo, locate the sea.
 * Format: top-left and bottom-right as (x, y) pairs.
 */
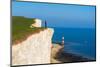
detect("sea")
(52, 27), (96, 60)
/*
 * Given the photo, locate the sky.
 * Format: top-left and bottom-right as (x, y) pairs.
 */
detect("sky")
(12, 1), (96, 28)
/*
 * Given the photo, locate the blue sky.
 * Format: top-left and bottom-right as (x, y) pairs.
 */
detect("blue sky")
(12, 1), (96, 28)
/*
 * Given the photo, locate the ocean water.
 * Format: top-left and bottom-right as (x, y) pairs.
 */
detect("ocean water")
(52, 27), (96, 60)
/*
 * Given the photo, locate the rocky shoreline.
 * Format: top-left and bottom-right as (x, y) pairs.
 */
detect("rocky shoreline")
(51, 44), (95, 64)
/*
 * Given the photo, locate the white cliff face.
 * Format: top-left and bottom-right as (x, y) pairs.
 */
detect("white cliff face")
(12, 28), (54, 65)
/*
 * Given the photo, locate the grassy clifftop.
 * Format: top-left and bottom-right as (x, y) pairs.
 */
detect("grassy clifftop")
(12, 16), (45, 44)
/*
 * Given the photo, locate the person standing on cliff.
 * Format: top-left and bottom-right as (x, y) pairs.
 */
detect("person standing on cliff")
(45, 20), (47, 28)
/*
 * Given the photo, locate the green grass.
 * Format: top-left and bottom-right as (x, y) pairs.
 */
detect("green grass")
(12, 16), (45, 44)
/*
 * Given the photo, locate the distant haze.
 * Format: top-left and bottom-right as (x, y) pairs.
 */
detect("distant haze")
(12, 1), (96, 28)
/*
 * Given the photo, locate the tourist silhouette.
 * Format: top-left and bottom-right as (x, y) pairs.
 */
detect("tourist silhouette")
(45, 20), (47, 28)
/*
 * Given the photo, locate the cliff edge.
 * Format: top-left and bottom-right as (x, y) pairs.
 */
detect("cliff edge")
(12, 28), (54, 65)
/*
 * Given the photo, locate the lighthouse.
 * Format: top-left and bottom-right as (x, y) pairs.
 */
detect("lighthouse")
(61, 36), (64, 46)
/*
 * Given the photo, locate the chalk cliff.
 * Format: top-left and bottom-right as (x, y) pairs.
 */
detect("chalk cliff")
(12, 28), (54, 65)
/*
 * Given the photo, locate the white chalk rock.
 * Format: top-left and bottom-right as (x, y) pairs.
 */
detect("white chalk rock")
(12, 28), (54, 65)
